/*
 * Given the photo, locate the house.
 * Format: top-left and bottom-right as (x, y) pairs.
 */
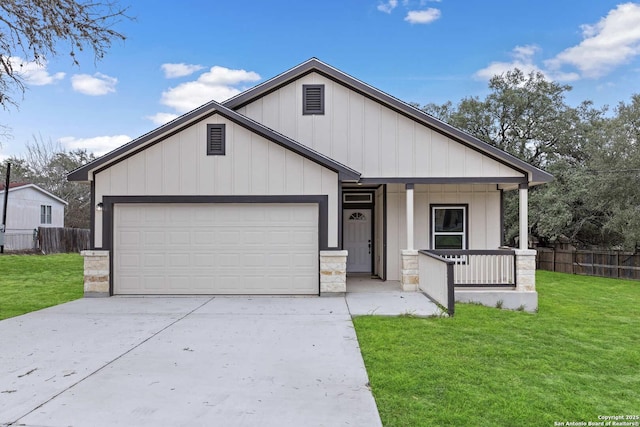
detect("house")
(68, 58), (552, 311)
(0, 183), (67, 250)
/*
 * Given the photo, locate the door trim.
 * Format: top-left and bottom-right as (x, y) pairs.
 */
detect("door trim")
(341, 190), (375, 275)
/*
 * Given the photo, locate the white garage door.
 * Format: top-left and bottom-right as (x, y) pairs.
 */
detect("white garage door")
(113, 203), (319, 295)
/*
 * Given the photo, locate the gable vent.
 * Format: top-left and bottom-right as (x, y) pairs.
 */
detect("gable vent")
(303, 84), (325, 115)
(207, 124), (225, 155)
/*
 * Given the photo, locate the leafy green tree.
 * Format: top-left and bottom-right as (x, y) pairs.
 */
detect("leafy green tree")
(424, 69), (577, 168)
(420, 69), (640, 249)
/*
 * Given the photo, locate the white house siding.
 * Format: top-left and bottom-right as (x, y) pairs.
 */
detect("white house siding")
(93, 114), (339, 248)
(0, 186), (65, 232)
(385, 184), (501, 280)
(237, 72), (525, 180)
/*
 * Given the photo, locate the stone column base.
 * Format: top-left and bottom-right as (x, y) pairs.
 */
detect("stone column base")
(401, 249), (419, 291)
(81, 250), (110, 297)
(320, 250), (348, 294)
(515, 249), (537, 292)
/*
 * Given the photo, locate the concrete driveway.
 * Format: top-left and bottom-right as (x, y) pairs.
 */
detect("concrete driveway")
(0, 296), (382, 427)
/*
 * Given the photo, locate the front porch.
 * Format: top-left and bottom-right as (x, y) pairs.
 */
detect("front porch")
(345, 251), (537, 315)
(345, 275), (444, 317)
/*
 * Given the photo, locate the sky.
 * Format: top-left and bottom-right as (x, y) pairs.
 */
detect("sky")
(2, 0), (640, 160)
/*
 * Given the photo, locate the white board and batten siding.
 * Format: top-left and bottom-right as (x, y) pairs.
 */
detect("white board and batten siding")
(237, 72), (525, 180)
(114, 203), (318, 295)
(93, 114), (339, 248)
(385, 184), (502, 281)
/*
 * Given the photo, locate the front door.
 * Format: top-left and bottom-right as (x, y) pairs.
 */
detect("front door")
(343, 209), (372, 273)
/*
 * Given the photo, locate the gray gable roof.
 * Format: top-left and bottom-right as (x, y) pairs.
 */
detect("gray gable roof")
(224, 58), (553, 186)
(0, 183), (68, 205)
(67, 99), (360, 182)
(69, 58), (552, 186)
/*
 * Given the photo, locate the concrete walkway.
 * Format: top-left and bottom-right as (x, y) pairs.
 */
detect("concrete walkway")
(1, 290), (439, 427)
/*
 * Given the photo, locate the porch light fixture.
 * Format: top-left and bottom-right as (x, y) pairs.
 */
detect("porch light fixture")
(96, 202), (104, 211)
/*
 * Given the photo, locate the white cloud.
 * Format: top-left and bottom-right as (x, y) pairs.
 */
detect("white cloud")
(475, 45), (545, 79)
(475, 45), (580, 82)
(377, 0), (398, 13)
(146, 112), (179, 126)
(545, 3), (640, 78)
(71, 73), (118, 96)
(404, 8), (441, 24)
(9, 57), (65, 85)
(158, 66), (261, 114)
(58, 135), (131, 156)
(161, 63), (205, 78)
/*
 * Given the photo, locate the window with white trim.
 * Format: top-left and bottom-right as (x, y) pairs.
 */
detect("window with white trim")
(431, 205), (467, 250)
(40, 205), (52, 224)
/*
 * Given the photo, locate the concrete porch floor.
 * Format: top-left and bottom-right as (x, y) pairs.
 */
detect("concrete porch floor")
(344, 275), (445, 317)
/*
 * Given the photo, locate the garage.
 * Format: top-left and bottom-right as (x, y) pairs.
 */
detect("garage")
(113, 203), (319, 295)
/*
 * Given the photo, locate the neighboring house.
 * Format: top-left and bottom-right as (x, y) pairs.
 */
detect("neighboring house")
(69, 59), (552, 310)
(0, 183), (67, 250)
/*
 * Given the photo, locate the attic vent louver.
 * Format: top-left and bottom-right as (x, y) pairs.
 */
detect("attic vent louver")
(207, 124), (225, 155)
(303, 84), (324, 115)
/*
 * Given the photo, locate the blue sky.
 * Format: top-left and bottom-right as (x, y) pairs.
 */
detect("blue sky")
(3, 0), (640, 159)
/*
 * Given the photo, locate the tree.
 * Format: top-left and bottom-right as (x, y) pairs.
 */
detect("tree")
(0, 136), (95, 228)
(423, 69), (578, 168)
(0, 0), (129, 112)
(419, 69), (640, 250)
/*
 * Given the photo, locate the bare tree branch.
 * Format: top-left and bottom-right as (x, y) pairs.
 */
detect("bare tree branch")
(0, 0), (130, 114)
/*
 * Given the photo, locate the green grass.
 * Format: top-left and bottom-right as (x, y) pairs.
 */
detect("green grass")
(0, 253), (83, 320)
(353, 271), (640, 426)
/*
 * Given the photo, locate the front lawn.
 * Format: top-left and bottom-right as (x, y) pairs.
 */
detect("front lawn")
(353, 271), (640, 426)
(0, 253), (83, 320)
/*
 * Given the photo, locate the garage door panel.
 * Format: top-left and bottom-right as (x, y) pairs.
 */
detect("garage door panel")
(142, 276), (164, 291)
(292, 230), (316, 244)
(193, 231), (215, 244)
(217, 230), (242, 244)
(144, 209), (166, 223)
(114, 203), (318, 295)
(144, 231), (165, 245)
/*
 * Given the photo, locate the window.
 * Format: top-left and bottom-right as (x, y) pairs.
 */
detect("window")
(303, 84), (324, 115)
(207, 124), (225, 155)
(41, 205), (52, 224)
(348, 212), (367, 221)
(343, 193), (373, 203)
(431, 205), (467, 250)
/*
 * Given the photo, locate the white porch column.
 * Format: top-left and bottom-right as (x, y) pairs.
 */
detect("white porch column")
(519, 183), (528, 250)
(401, 183), (418, 291)
(406, 183), (414, 250)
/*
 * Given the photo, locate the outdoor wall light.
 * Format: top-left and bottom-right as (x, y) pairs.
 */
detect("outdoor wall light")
(96, 202), (104, 211)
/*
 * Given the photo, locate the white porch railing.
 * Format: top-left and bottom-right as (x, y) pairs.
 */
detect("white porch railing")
(426, 249), (516, 287)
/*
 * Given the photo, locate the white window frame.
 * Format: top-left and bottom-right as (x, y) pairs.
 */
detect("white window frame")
(40, 205), (52, 224)
(431, 205), (467, 250)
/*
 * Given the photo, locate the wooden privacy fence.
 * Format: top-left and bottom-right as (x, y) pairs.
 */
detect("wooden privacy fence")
(537, 248), (640, 280)
(38, 227), (90, 254)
